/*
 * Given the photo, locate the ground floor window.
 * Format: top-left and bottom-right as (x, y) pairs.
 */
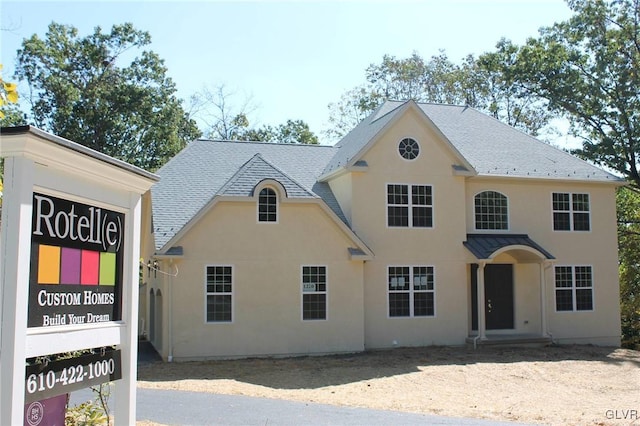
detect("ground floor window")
(206, 265), (233, 322)
(302, 266), (327, 320)
(555, 265), (593, 311)
(388, 266), (435, 317)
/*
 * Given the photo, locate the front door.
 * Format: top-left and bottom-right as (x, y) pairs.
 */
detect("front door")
(472, 264), (514, 330)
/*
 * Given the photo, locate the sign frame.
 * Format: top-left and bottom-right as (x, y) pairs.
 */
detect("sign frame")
(1, 126), (158, 426)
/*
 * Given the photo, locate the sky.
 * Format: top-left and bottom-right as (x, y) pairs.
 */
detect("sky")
(1, 0), (575, 144)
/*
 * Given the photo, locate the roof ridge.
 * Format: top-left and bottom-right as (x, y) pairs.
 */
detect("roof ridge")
(196, 139), (336, 149)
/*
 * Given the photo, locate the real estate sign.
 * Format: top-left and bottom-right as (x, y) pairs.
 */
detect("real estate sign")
(0, 126), (158, 426)
(29, 193), (124, 328)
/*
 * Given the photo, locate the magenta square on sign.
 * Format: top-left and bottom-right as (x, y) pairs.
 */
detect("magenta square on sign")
(60, 247), (81, 284)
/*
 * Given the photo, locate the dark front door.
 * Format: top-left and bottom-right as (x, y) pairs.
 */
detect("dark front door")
(472, 264), (514, 330)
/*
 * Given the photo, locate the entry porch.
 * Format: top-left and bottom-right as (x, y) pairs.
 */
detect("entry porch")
(463, 234), (556, 346)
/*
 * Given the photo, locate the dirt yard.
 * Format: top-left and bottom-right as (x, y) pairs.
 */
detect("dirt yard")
(136, 345), (640, 426)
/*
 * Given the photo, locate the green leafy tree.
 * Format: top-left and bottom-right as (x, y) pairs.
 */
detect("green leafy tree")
(325, 49), (552, 141)
(475, 39), (553, 137)
(15, 22), (200, 171)
(515, 0), (640, 187)
(241, 119), (318, 144)
(617, 187), (640, 348)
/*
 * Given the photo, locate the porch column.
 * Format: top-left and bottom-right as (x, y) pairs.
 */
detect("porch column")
(477, 262), (487, 340)
(539, 261), (550, 337)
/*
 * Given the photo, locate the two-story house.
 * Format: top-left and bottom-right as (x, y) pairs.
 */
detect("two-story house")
(141, 100), (623, 360)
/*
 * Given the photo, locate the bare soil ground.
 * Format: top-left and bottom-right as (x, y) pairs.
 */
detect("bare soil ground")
(136, 345), (640, 426)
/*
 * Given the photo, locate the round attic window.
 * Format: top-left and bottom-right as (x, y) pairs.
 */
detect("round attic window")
(398, 137), (420, 160)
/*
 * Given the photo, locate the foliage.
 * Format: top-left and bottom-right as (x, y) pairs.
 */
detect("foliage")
(617, 186), (640, 348)
(475, 40), (554, 136)
(243, 119), (318, 144)
(325, 86), (382, 141)
(15, 22), (200, 171)
(325, 49), (552, 141)
(514, 0), (640, 187)
(65, 396), (109, 426)
(0, 63), (19, 119)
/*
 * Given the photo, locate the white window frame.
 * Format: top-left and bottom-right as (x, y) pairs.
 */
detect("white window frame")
(474, 190), (509, 231)
(554, 265), (594, 312)
(387, 265), (436, 318)
(386, 183), (434, 228)
(301, 265), (328, 321)
(204, 265), (234, 323)
(552, 192), (591, 232)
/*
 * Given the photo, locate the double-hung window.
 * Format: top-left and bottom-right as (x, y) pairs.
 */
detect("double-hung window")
(555, 265), (593, 311)
(387, 184), (433, 227)
(206, 266), (233, 322)
(552, 193), (590, 231)
(258, 188), (277, 222)
(388, 266), (435, 317)
(302, 266), (327, 320)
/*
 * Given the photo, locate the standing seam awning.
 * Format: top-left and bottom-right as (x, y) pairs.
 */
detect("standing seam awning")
(463, 234), (555, 260)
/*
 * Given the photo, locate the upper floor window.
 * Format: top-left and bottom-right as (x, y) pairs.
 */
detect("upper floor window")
(555, 265), (593, 311)
(206, 266), (233, 322)
(474, 191), (508, 230)
(388, 266), (435, 317)
(552, 192), (590, 231)
(387, 184), (433, 228)
(258, 187), (277, 222)
(398, 138), (420, 160)
(302, 266), (327, 320)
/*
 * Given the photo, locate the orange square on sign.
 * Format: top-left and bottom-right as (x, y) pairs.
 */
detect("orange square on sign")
(38, 244), (60, 284)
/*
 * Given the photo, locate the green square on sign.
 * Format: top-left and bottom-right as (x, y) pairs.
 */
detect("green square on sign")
(99, 252), (116, 286)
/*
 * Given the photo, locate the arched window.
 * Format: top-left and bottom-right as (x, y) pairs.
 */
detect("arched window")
(474, 191), (508, 230)
(258, 187), (277, 222)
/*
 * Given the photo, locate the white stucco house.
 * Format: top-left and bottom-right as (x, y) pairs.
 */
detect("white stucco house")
(141, 100), (623, 361)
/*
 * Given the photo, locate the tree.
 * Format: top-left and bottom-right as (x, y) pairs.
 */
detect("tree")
(325, 86), (382, 141)
(617, 186), (640, 348)
(14, 22), (200, 171)
(192, 84), (318, 144)
(475, 39), (554, 137)
(325, 49), (552, 141)
(515, 0), (640, 187)
(190, 84), (257, 140)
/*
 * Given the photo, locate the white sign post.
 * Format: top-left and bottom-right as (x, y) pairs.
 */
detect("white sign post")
(0, 126), (158, 425)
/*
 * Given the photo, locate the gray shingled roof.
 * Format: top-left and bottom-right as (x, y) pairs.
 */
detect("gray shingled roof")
(151, 140), (342, 250)
(324, 100), (622, 183)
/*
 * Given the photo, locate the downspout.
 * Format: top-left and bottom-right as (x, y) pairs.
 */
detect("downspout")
(541, 260), (555, 341)
(167, 258), (174, 362)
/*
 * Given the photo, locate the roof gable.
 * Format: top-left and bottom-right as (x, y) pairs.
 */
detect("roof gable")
(326, 100), (622, 184)
(151, 140), (346, 251)
(219, 153), (316, 198)
(322, 100), (475, 179)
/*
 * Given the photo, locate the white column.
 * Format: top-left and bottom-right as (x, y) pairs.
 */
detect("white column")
(540, 261), (549, 337)
(477, 262), (487, 340)
(113, 192), (142, 425)
(0, 157), (34, 425)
